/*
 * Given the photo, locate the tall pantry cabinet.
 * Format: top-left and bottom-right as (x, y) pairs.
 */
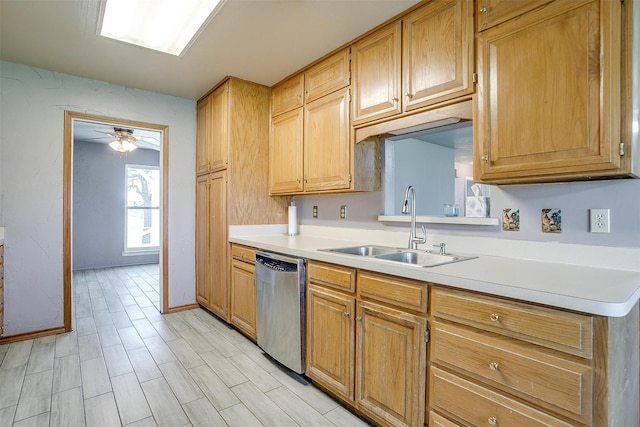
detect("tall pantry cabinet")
(196, 77), (289, 321)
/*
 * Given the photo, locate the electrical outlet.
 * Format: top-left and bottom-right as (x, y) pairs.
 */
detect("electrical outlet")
(312, 205), (318, 218)
(589, 209), (610, 233)
(340, 205), (347, 219)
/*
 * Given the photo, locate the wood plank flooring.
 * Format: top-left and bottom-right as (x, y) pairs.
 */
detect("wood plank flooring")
(0, 266), (370, 426)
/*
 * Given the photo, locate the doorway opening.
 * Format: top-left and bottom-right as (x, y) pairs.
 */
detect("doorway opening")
(63, 112), (169, 331)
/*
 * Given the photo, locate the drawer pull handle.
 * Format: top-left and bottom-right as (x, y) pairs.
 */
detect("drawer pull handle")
(489, 362), (499, 371)
(490, 313), (500, 322)
(488, 416), (497, 425)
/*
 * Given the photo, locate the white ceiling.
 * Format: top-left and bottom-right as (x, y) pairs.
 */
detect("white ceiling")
(0, 0), (419, 100)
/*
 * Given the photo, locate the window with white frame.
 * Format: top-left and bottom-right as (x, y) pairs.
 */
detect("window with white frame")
(125, 164), (160, 252)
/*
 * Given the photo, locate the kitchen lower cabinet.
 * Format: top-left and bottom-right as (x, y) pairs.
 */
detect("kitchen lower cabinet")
(306, 284), (355, 401)
(230, 245), (257, 341)
(429, 286), (639, 427)
(306, 261), (427, 427)
(356, 300), (426, 427)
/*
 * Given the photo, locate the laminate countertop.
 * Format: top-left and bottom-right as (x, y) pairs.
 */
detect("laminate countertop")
(229, 233), (640, 317)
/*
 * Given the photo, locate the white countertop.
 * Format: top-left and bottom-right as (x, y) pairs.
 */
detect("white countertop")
(229, 229), (640, 317)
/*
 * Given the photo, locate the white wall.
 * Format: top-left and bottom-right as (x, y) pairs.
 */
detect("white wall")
(0, 61), (196, 336)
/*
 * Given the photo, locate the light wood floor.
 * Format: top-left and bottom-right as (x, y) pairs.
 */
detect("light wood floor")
(0, 266), (370, 426)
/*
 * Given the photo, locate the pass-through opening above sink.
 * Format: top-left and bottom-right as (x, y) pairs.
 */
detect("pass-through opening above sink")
(320, 245), (477, 268)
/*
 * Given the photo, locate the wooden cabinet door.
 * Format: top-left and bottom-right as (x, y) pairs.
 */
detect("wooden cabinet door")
(402, 0), (474, 112)
(195, 174), (210, 307)
(475, 0), (622, 183)
(306, 285), (355, 402)
(305, 48), (351, 103)
(304, 87), (351, 192)
(209, 82), (229, 172)
(196, 96), (211, 175)
(476, 0), (553, 31)
(269, 108), (304, 194)
(352, 21), (402, 125)
(272, 74), (304, 117)
(356, 300), (426, 427)
(230, 259), (256, 340)
(208, 170), (229, 320)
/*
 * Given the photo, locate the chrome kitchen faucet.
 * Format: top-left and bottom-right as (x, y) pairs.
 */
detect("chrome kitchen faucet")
(402, 185), (426, 250)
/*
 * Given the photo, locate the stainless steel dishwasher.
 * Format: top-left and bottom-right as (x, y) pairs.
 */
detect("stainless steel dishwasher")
(255, 251), (306, 374)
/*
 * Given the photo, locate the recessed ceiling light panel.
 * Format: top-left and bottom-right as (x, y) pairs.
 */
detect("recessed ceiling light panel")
(98, 0), (225, 56)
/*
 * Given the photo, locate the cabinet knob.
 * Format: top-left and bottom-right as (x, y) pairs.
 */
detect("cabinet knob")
(404, 92), (414, 99)
(490, 313), (499, 322)
(480, 6), (488, 13)
(356, 316), (362, 322)
(297, 179), (301, 184)
(488, 416), (497, 425)
(344, 312), (350, 318)
(481, 155), (489, 162)
(392, 97), (399, 102)
(489, 362), (499, 371)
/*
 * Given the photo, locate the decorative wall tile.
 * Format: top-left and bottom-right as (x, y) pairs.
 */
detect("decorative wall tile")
(502, 209), (520, 231)
(542, 209), (561, 233)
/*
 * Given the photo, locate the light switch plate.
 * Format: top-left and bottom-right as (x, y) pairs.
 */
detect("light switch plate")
(589, 208), (610, 233)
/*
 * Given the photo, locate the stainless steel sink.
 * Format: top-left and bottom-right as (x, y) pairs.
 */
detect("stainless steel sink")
(321, 245), (476, 267)
(322, 245), (401, 257)
(374, 251), (475, 267)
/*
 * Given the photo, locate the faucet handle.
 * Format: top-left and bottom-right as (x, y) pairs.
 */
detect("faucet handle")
(432, 243), (446, 255)
(416, 225), (427, 245)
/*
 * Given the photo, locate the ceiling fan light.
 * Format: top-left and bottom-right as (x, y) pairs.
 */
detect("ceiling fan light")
(109, 139), (137, 152)
(98, 0), (225, 56)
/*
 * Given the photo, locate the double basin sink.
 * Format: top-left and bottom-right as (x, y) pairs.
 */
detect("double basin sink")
(321, 245), (476, 268)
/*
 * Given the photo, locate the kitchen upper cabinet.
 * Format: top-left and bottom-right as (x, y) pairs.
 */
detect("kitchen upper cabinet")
(476, 0), (553, 31)
(304, 49), (350, 103)
(269, 109), (304, 194)
(352, 0), (474, 125)
(303, 87), (351, 192)
(356, 300), (426, 427)
(208, 83), (230, 172)
(270, 49), (359, 195)
(195, 171), (228, 319)
(196, 83), (229, 174)
(402, 0), (474, 112)
(474, 0), (625, 183)
(196, 96), (210, 175)
(271, 74), (304, 117)
(351, 21), (402, 125)
(230, 245), (257, 341)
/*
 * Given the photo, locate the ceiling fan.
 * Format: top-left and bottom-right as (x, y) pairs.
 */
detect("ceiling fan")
(104, 127), (139, 152)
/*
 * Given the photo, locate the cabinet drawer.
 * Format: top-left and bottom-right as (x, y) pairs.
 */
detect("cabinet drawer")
(430, 367), (575, 427)
(231, 245), (255, 263)
(432, 322), (592, 424)
(358, 271), (427, 313)
(431, 287), (593, 358)
(308, 261), (356, 292)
